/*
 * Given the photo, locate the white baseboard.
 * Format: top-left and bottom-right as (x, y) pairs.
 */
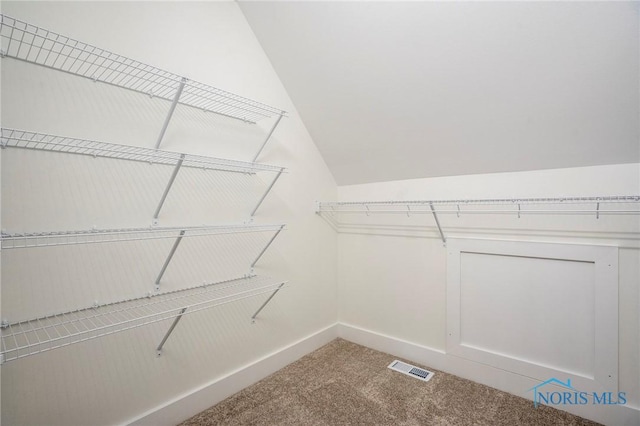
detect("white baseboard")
(126, 323), (339, 426)
(337, 322), (640, 426)
(125, 322), (638, 426)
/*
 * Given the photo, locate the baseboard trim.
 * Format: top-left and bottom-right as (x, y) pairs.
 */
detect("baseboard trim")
(125, 322), (638, 426)
(337, 322), (640, 426)
(126, 323), (339, 426)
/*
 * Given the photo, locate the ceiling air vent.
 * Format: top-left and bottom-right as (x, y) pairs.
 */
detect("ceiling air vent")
(387, 360), (434, 382)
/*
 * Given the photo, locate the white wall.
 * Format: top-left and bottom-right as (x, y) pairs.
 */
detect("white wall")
(1, 2), (337, 425)
(336, 163), (640, 425)
(2, 2), (638, 425)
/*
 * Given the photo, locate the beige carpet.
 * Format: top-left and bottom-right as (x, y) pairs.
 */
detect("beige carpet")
(180, 338), (601, 426)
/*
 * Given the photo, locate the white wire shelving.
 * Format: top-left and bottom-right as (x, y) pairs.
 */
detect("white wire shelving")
(0, 223), (285, 249)
(318, 196), (640, 215)
(317, 196), (640, 243)
(1, 128), (287, 220)
(0, 15), (292, 365)
(0, 275), (288, 363)
(1, 128), (284, 174)
(0, 14), (287, 154)
(2, 223), (285, 293)
(0, 14), (285, 123)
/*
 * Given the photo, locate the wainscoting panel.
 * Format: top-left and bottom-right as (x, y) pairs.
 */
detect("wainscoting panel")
(446, 238), (618, 393)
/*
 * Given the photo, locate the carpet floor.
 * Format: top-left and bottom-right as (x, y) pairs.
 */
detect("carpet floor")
(180, 338), (601, 426)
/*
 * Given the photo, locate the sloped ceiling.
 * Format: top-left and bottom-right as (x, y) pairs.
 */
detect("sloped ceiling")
(240, 1), (639, 185)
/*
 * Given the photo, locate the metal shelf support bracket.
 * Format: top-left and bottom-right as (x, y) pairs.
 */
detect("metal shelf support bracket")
(251, 168), (284, 217)
(155, 230), (186, 291)
(156, 307), (187, 356)
(153, 154), (186, 222)
(249, 226), (284, 274)
(253, 113), (284, 162)
(251, 283), (285, 324)
(155, 77), (187, 150)
(429, 203), (446, 245)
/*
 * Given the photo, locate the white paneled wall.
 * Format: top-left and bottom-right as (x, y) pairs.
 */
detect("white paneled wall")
(1, 2), (337, 425)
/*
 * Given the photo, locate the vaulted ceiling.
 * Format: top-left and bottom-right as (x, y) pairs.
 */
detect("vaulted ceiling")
(240, 1), (639, 185)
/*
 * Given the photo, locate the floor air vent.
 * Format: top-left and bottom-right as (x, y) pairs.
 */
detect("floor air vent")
(388, 360), (434, 382)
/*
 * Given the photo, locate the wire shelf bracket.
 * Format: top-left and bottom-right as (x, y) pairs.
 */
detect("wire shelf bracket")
(156, 307), (186, 356)
(251, 168), (284, 217)
(155, 77), (187, 150)
(0, 275), (289, 364)
(153, 153), (185, 223)
(251, 282), (285, 324)
(249, 226), (283, 274)
(253, 113), (285, 163)
(429, 203), (446, 245)
(154, 230), (186, 291)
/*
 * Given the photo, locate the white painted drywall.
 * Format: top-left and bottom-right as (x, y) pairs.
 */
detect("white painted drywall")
(336, 163), (640, 422)
(1, 2), (337, 425)
(241, 2), (640, 185)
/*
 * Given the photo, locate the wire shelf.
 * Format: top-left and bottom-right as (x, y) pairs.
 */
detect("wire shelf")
(0, 14), (286, 123)
(1, 223), (285, 249)
(318, 196), (640, 216)
(0, 275), (287, 363)
(1, 128), (285, 174)
(320, 196), (640, 208)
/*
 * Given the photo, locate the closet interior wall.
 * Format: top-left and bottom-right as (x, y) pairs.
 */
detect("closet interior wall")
(334, 163), (640, 424)
(0, 2), (337, 426)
